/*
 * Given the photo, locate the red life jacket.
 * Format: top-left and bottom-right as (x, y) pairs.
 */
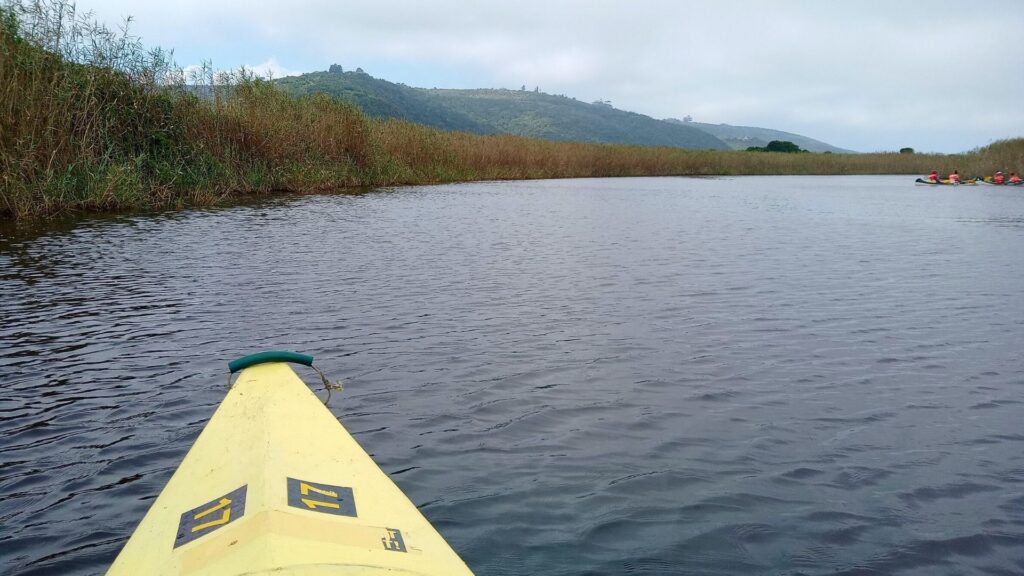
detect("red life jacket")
(994, 174), (1005, 184)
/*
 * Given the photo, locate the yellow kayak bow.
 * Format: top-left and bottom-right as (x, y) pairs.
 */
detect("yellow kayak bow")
(107, 352), (474, 575)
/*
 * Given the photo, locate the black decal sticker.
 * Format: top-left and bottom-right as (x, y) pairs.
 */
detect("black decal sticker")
(382, 527), (407, 552)
(174, 486), (247, 548)
(287, 477), (356, 517)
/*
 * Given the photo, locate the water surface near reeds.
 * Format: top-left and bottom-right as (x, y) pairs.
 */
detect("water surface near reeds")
(2, 175), (1024, 575)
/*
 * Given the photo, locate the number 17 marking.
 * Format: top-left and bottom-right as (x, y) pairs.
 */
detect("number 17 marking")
(175, 486), (247, 548)
(287, 477), (356, 517)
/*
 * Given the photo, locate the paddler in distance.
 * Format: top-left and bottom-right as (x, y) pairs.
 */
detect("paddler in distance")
(1010, 173), (1022, 184)
(927, 170), (940, 183)
(948, 170), (961, 184)
(993, 171), (1005, 184)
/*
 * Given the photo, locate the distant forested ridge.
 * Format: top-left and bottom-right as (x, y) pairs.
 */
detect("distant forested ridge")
(275, 68), (493, 134)
(275, 68), (729, 150)
(275, 67), (852, 153)
(663, 118), (851, 153)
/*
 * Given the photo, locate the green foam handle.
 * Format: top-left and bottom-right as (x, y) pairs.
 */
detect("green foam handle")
(228, 351), (314, 373)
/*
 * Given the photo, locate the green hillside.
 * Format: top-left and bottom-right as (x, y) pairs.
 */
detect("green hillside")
(426, 88), (728, 149)
(274, 68), (493, 134)
(276, 68), (728, 150)
(275, 67), (857, 153)
(665, 118), (852, 153)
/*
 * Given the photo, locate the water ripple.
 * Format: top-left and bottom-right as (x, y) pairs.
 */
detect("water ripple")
(2, 176), (1024, 574)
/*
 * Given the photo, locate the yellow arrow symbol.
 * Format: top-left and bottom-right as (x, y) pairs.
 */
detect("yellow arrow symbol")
(301, 497), (341, 510)
(191, 498), (232, 533)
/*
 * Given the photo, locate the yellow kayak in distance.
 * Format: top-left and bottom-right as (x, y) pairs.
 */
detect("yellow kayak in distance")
(107, 352), (474, 576)
(914, 177), (977, 186)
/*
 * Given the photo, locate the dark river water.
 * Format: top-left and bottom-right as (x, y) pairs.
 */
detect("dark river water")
(2, 176), (1024, 575)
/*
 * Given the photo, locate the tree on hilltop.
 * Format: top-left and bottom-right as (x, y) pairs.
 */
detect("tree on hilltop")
(747, 140), (805, 153)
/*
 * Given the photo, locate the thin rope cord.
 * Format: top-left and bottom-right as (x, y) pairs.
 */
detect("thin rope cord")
(313, 365), (344, 406)
(227, 365), (343, 406)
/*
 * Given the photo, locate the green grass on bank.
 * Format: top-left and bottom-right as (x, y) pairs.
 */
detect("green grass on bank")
(1, 1), (1022, 220)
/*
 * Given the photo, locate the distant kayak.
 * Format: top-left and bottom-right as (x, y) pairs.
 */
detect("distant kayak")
(976, 176), (1023, 186)
(914, 178), (976, 186)
(107, 352), (474, 576)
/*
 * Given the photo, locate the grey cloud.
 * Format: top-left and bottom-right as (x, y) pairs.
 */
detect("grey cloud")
(80, 0), (1024, 152)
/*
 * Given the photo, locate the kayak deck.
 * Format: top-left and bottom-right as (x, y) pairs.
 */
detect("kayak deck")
(107, 362), (473, 575)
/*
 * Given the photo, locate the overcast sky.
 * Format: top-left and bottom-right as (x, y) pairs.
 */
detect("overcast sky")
(76, 0), (1023, 153)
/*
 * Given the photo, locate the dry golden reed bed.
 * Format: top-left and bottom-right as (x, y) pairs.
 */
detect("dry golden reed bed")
(1, 1), (1021, 220)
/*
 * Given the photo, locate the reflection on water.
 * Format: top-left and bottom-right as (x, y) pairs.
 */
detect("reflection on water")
(2, 176), (1024, 575)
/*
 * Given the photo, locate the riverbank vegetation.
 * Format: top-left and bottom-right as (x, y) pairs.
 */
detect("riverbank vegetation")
(2, 0), (1022, 220)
